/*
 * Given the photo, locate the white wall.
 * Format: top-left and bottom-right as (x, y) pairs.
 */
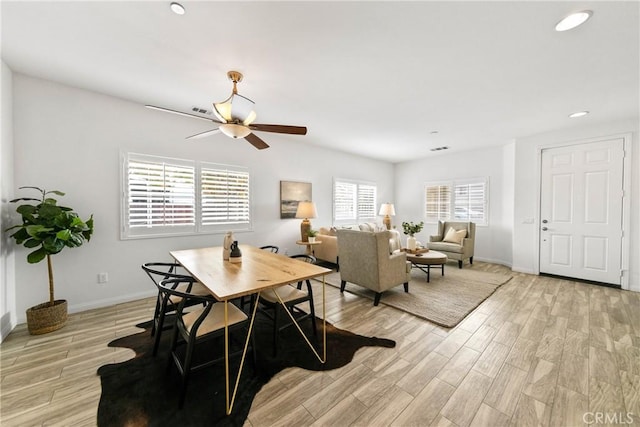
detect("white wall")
(512, 120), (639, 291)
(1, 61), (16, 341)
(9, 74), (394, 322)
(394, 144), (514, 266)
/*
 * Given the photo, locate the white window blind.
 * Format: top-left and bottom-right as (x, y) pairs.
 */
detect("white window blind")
(425, 184), (451, 222)
(201, 164), (250, 227)
(423, 178), (489, 226)
(333, 179), (377, 223)
(334, 181), (357, 221)
(125, 154), (196, 237)
(454, 180), (487, 224)
(122, 153), (251, 239)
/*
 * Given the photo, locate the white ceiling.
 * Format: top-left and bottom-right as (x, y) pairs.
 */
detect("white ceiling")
(2, 1), (638, 163)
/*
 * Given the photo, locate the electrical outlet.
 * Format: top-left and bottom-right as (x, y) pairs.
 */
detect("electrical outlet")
(283, 248), (289, 256)
(98, 272), (108, 284)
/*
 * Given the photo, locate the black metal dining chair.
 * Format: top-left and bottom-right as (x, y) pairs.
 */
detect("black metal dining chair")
(259, 245), (279, 253)
(142, 262), (209, 356)
(159, 277), (255, 408)
(257, 254), (317, 356)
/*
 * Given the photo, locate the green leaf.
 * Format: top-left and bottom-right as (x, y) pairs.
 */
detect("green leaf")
(16, 204), (37, 216)
(46, 190), (65, 197)
(38, 203), (63, 219)
(26, 224), (52, 237)
(68, 234), (83, 246)
(23, 238), (41, 248)
(27, 247), (47, 264)
(56, 229), (72, 241)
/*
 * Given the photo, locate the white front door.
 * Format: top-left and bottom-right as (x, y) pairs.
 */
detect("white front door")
(539, 138), (624, 285)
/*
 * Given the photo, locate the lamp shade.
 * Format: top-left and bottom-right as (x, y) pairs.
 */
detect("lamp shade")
(213, 93), (256, 125)
(219, 123), (251, 139)
(295, 201), (317, 219)
(378, 203), (396, 216)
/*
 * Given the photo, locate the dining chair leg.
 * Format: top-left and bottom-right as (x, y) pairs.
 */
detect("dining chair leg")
(151, 297), (161, 337)
(178, 339), (195, 409)
(153, 308), (167, 356)
(166, 323), (180, 372)
(272, 305), (280, 356)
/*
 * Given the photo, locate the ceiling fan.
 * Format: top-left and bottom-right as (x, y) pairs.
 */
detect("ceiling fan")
(145, 71), (307, 150)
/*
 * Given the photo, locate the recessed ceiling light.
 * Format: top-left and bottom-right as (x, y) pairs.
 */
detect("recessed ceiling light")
(569, 111), (589, 118)
(170, 2), (185, 15)
(555, 11), (592, 31)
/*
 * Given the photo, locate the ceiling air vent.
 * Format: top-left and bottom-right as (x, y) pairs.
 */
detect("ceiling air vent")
(191, 106), (212, 115)
(430, 146), (449, 152)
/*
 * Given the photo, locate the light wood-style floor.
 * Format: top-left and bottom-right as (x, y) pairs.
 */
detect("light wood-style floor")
(1, 262), (639, 426)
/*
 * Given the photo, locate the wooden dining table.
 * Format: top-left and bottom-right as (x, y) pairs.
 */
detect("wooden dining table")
(169, 244), (332, 415)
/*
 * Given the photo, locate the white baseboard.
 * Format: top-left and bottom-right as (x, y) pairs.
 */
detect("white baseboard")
(473, 256), (512, 269)
(511, 266), (538, 275)
(0, 317), (15, 343)
(14, 290), (157, 324)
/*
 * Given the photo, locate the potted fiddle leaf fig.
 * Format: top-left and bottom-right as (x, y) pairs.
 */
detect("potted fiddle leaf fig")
(6, 186), (94, 335)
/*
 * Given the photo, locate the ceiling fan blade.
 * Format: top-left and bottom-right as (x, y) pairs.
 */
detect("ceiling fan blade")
(186, 129), (221, 140)
(245, 133), (270, 150)
(248, 123), (307, 135)
(145, 105), (223, 123)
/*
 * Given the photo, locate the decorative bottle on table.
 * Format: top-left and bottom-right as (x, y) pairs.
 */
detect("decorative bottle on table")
(229, 241), (242, 263)
(223, 231), (234, 260)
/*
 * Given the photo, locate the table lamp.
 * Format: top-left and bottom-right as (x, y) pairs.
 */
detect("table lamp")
(379, 203), (396, 230)
(295, 201), (317, 242)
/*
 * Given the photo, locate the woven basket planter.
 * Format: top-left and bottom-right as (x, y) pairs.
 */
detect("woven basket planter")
(26, 299), (68, 335)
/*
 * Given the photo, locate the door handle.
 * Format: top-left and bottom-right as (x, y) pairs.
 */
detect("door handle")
(541, 227), (548, 231)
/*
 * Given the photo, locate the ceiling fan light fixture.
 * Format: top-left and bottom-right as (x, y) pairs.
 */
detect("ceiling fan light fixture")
(555, 10), (592, 31)
(219, 123), (251, 139)
(213, 93), (256, 124)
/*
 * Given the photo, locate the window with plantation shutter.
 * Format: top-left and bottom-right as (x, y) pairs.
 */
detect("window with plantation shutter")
(333, 179), (377, 224)
(200, 163), (250, 231)
(423, 178), (488, 226)
(333, 181), (356, 222)
(454, 179), (488, 225)
(424, 183), (451, 223)
(358, 184), (377, 219)
(124, 153), (196, 237)
(122, 152), (251, 239)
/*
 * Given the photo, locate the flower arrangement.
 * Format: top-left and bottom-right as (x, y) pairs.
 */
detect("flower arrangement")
(402, 221), (424, 237)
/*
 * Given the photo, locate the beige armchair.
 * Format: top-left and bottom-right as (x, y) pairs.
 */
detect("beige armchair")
(427, 221), (475, 268)
(337, 229), (411, 306)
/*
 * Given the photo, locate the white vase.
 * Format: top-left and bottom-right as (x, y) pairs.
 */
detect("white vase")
(407, 236), (417, 251)
(223, 231), (233, 260)
(308, 236), (316, 243)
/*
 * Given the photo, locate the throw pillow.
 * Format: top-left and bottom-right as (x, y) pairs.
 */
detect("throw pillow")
(359, 223), (375, 232)
(443, 227), (467, 244)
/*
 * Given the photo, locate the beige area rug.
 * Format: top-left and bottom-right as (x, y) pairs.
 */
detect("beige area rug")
(320, 267), (512, 328)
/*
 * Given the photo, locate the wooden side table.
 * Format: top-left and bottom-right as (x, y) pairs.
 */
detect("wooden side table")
(296, 240), (322, 256)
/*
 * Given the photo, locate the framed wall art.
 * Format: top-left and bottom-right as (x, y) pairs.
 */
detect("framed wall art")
(280, 181), (312, 219)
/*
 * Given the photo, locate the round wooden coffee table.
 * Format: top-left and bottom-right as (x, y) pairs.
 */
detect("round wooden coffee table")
(404, 250), (448, 282)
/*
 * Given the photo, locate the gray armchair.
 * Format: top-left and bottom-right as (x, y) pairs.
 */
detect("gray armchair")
(427, 221), (475, 268)
(336, 229), (411, 306)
